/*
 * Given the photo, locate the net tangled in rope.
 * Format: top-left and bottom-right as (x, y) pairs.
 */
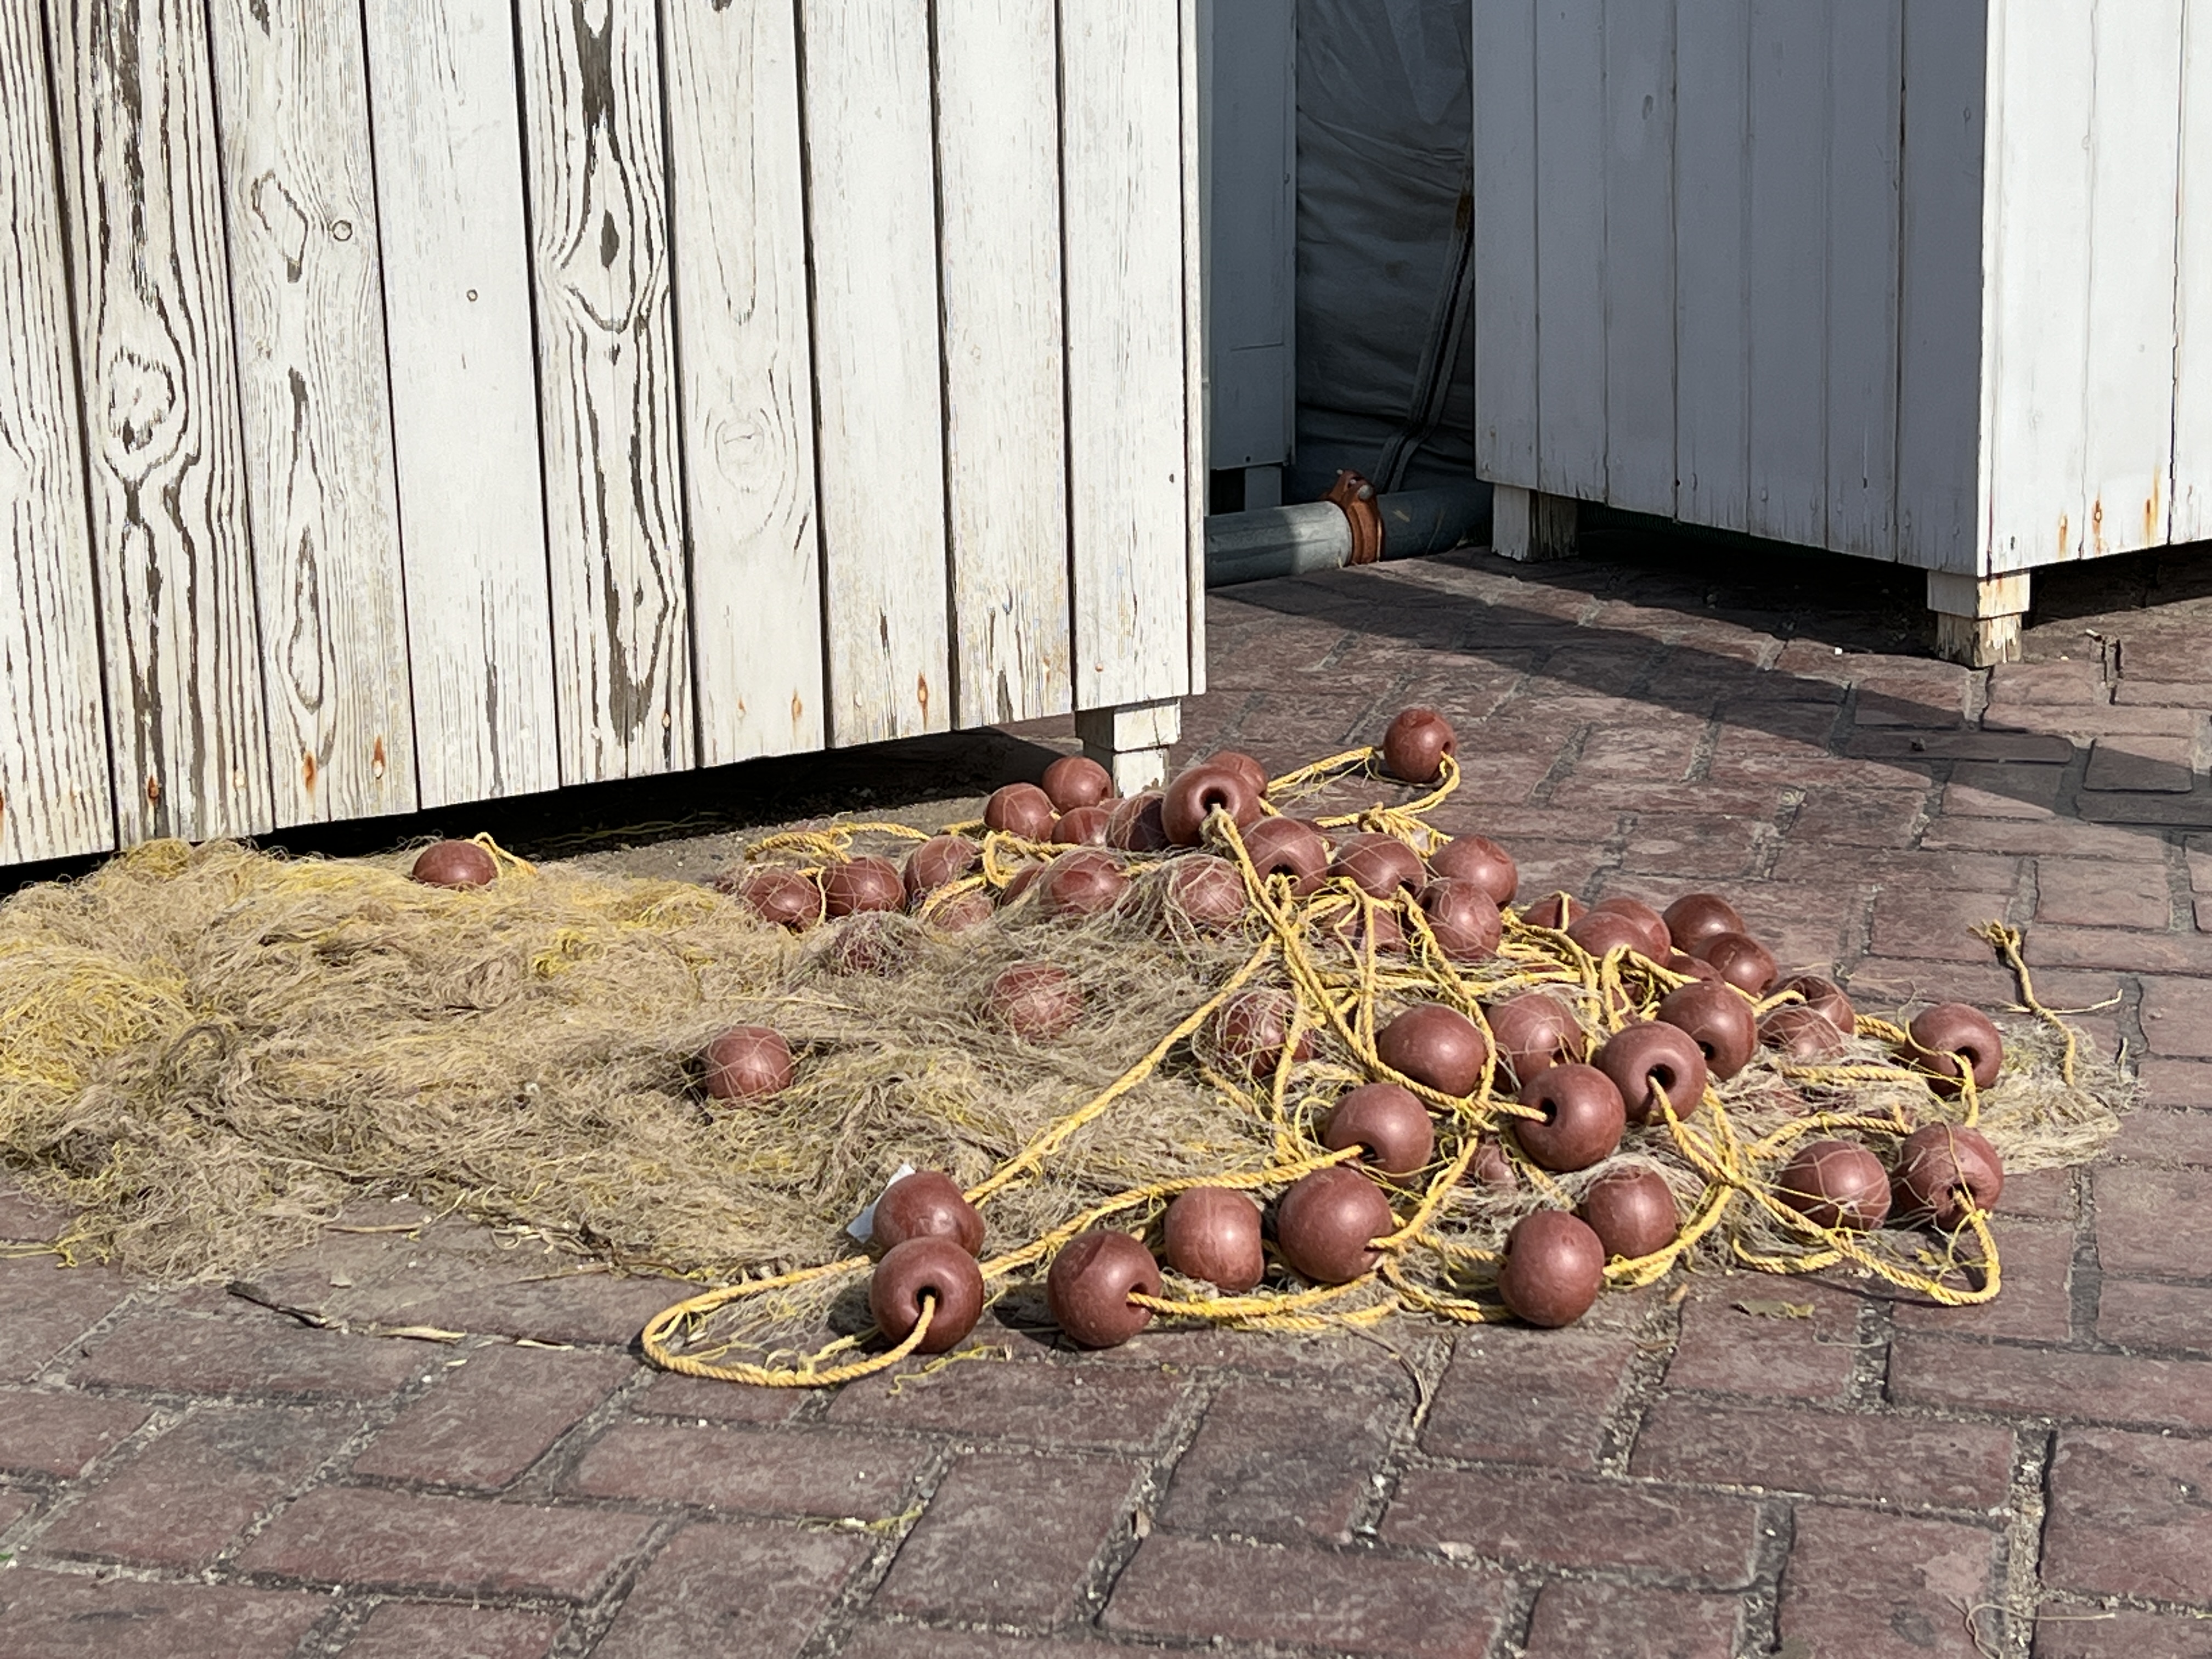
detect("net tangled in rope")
(641, 747), (2128, 1388)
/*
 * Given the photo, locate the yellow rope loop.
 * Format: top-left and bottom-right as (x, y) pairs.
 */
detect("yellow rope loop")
(1973, 920), (2078, 1086)
(468, 834), (537, 877)
(651, 1292), (938, 1388)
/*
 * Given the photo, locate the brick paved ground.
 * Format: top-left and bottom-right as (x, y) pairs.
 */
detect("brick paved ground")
(5, 528), (2212, 1658)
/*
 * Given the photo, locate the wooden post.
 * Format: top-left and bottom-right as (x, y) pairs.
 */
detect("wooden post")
(1927, 571), (2029, 667)
(1492, 484), (1579, 562)
(1074, 697), (1182, 795)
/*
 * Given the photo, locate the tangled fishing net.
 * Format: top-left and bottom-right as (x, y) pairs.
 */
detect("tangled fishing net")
(0, 742), (2128, 1389)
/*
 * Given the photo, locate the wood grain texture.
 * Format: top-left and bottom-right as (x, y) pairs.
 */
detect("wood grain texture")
(1895, 0), (1987, 573)
(934, 0), (1071, 727)
(0, 0), (114, 862)
(1672, 0), (1748, 533)
(518, 0), (690, 781)
(47, 0), (272, 844)
(1473, 0), (1539, 489)
(363, 0), (558, 807)
(1180, 0), (1205, 696)
(1980, 0), (2092, 575)
(1821, 0), (1900, 561)
(1744, 0), (1826, 548)
(663, 0), (822, 765)
(1533, 0), (1606, 503)
(1601, 0), (1673, 518)
(2174, 0), (2212, 543)
(1062, 0), (1191, 710)
(208, 0), (416, 826)
(2078, 0), (2182, 562)
(798, 0), (949, 744)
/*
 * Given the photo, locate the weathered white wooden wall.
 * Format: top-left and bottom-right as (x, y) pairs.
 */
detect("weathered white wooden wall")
(0, 0), (1203, 868)
(1474, 0), (2212, 582)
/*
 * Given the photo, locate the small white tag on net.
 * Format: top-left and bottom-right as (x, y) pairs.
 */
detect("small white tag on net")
(847, 1164), (916, 1243)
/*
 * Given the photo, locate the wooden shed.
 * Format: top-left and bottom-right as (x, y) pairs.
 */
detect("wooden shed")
(1472, 0), (2212, 664)
(0, 0), (1203, 870)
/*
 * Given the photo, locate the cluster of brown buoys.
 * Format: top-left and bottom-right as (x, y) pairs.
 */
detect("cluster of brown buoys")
(865, 1170), (989, 1353)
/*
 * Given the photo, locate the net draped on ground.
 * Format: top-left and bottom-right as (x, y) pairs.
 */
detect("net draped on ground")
(0, 748), (2126, 1385)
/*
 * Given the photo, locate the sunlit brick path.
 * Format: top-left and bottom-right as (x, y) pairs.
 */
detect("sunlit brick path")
(5, 532), (2211, 1658)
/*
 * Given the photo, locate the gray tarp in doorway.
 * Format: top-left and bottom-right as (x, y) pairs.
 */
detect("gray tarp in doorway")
(1293, 0), (1482, 504)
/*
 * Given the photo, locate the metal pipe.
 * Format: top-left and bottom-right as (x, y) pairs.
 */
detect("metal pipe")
(1203, 482), (1491, 588)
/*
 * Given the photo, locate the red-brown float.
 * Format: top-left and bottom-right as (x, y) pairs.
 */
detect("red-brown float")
(1566, 909), (1652, 961)
(1418, 878), (1502, 961)
(1893, 1124), (2004, 1228)
(1663, 892), (1746, 955)
(822, 857), (906, 918)
(411, 840), (496, 888)
(1160, 1188), (1265, 1292)
(1903, 1004), (2004, 1095)
(1275, 1167), (1396, 1283)
(1776, 1139), (1892, 1230)
(1429, 834), (1518, 907)
(1779, 975), (1856, 1036)
(1656, 981), (1758, 1081)
(1041, 754), (1113, 812)
(1497, 1211), (1607, 1327)
(985, 782), (1057, 839)
(1161, 765), (1263, 845)
(986, 962), (1082, 1040)
(1046, 1229), (1161, 1347)
(1759, 1005), (1847, 1061)
(871, 1170), (985, 1256)
(1211, 990), (1314, 1075)
(1514, 1064), (1627, 1172)
(1382, 707), (1458, 784)
(1040, 850), (1128, 919)
(904, 836), (979, 901)
(701, 1026), (794, 1102)
(1697, 931), (1779, 996)
(735, 869), (824, 931)
(1486, 991), (1587, 1085)
(1163, 855), (1248, 928)
(1203, 751), (1271, 798)
(1328, 833), (1426, 900)
(1375, 1004), (1491, 1097)
(1240, 817), (1331, 894)
(1593, 897), (1672, 961)
(1051, 806), (1113, 847)
(1594, 1020), (1709, 1125)
(1321, 1083), (1436, 1177)
(1106, 792), (1172, 852)
(870, 1237), (984, 1353)
(1578, 1167), (1680, 1260)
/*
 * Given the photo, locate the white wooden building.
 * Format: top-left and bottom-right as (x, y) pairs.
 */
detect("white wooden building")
(0, 0), (1203, 870)
(1474, 0), (2212, 664)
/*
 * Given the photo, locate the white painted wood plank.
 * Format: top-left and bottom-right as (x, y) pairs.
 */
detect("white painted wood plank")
(662, 0), (823, 765)
(1181, 0), (1206, 697)
(1473, 0), (1539, 489)
(1601, 0), (1674, 519)
(208, 0), (416, 827)
(2078, 0), (2183, 561)
(1821, 0), (1901, 562)
(1063, 0), (1192, 710)
(47, 0), (272, 845)
(935, 0), (1072, 728)
(1672, 0), (1748, 534)
(363, 0), (557, 807)
(1533, 0), (1606, 503)
(518, 0), (690, 782)
(0, 0), (114, 863)
(1744, 0), (1827, 547)
(1895, 0), (1988, 574)
(798, 0), (950, 744)
(2174, 0), (2212, 543)
(1981, 0), (2092, 575)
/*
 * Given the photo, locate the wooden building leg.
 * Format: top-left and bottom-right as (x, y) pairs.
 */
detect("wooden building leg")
(1492, 484), (1579, 562)
(1926, 571), (2029, 668)
(1074, 696), (1182, 794)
